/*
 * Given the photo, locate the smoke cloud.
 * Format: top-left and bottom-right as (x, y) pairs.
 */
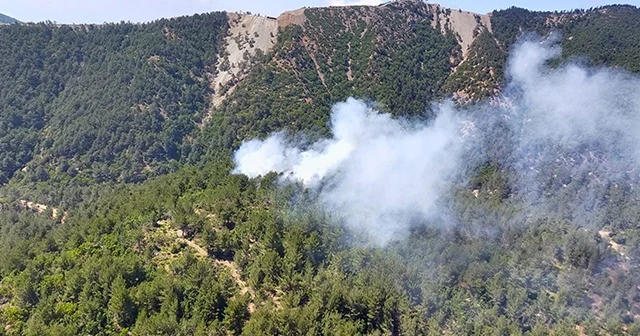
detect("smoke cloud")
(234, 99), (463, 243)
(233, 37), (640, 245)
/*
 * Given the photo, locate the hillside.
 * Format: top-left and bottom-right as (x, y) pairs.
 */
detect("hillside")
(207, 1), (489, 147)
(0, 13), (228, 206)
(2, 2), (640, 203)
(205, 2), (640, 149)
(0, 13), (18, 24)
(1, 1), (640, 335)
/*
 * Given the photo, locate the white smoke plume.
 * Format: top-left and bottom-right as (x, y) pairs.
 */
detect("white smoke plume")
(328, 0), (388, 7)
(507, 37), (640, 152)
(233, 37), (640, 245)
(233, 98), (463, 244)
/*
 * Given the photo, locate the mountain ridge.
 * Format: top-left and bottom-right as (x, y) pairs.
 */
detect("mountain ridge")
(0, 13), (18, 24)
(1, 1), (640, 335)
(0, 1), (638, 200)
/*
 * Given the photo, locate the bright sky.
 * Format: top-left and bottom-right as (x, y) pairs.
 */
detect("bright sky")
(1, 0), (639, 24)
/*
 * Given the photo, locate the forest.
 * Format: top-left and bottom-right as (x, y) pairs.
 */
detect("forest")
(1, 2), (640, 335)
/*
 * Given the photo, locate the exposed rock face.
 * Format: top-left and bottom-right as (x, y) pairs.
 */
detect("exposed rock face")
(277, 8), (307, 28)
(208, 1), (494, 109)
(383, 0), (492, 56)
(210, 13), (279, 109)
(427, 3), (492, 56)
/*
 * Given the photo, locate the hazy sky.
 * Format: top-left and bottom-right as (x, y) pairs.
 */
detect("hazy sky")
(1, 0), (638, 24)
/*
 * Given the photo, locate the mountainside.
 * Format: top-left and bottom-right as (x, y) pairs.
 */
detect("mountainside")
(0, 13), (227, 205)
(207, 1), (640, 149)
(1, 2), (640, 202)
(2, 1), (640, 335)
(0, 13), (18, 24)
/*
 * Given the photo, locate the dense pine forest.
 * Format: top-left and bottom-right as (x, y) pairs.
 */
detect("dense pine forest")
(1, 1), (640, 335)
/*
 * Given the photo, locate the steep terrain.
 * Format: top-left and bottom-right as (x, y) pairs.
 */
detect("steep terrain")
(1, 1), (640, 335)
(206, 0), (471, 149)
(209, 13), (278, 111)
(447, 4), (640, 100)
(0, 13), (18, 24)
(2, 1), (639, 202)
(0, 13), (228, 206)
(424, 2), (492, 56)
(205, 1), (640, 148)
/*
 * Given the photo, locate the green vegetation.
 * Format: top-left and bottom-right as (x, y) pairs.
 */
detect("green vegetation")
(0, 161), (415, 335)
(1, 2), (640, 335)
(491, 4), (640, 71)
(0, 13), (227, 190)
(1, 157), (639, 335)
(561, 5), (640, 72)
(204, 2), (460, 151)
(444, 28), (504, 101)
(452, 5), (640, 99)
